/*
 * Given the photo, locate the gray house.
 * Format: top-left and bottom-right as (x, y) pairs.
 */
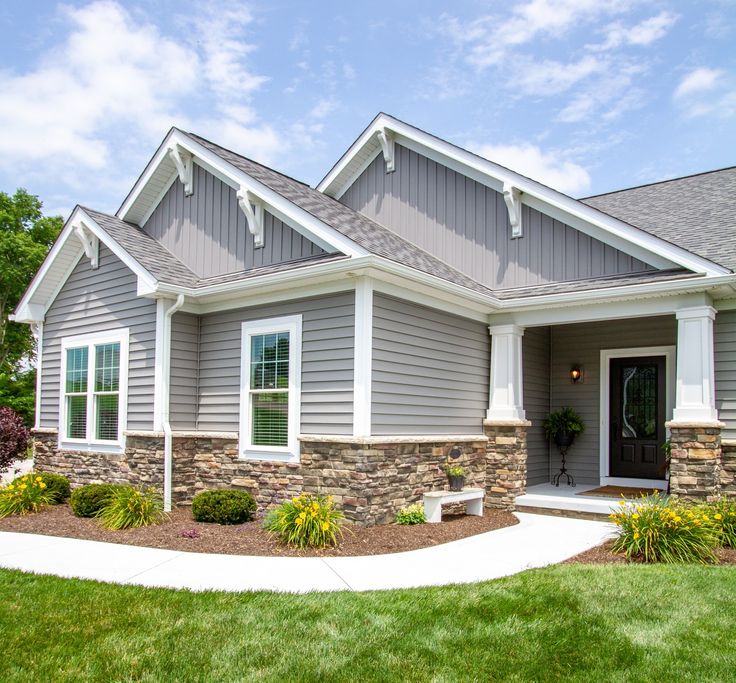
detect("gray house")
(13, 113), (736, 524)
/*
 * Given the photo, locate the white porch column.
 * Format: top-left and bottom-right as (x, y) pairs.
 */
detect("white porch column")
(486, 324), (526, 422)
(672, 306), (718, 423)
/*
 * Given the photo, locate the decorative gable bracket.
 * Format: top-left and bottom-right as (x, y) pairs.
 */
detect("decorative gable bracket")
(237, 188), (265, 248)
(168, 144), (194, 196)
(73, 221), (99, 269)
(503, 183), (523, 239)
(376, 128), (395, 173)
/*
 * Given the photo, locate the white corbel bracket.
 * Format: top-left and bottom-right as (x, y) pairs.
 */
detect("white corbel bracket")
(376, 128), (395, 173)
(168, 144), (194, 196)
(237, 188), (265, 248)
(74, 221), (99, 269)
(503, 183), (523, 239)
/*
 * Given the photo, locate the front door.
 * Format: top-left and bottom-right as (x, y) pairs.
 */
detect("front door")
(609, 356), (666, 479)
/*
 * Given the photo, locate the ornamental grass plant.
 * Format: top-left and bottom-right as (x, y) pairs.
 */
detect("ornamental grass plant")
(0, 473), (54, 518)
(264, 493), (344, 548)
(610, 492), (718, 564)
(702, 497), (736, 548)
(396, 502), (426, 525)
(96, 485), (167, 530)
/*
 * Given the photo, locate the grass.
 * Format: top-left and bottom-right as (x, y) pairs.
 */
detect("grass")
(1, 565), (735, 682)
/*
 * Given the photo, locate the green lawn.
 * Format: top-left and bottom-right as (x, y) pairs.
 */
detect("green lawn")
(1, 565), (735, 682)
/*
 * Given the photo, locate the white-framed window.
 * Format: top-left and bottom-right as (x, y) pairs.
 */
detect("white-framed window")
(239, 315), (302, 462)
(59, 329), (129, 452)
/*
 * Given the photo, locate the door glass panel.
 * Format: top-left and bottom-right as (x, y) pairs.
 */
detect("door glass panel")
(620, 364), (657, 439)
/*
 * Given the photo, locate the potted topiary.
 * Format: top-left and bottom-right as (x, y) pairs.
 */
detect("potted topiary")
(542, 407), (585, 450)
(447, 465), (465, 491)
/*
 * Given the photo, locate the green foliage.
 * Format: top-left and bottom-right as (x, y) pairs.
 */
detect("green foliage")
(263, 493), (344, 548)
(396, 502), (426, 525)
(96, 486), (166, 530)
(703, 497), (736, 548)
(191, 489), (257, 525)
(70, 483), (125, 518)
(36, 472), (70, 503)
(542, 407), (585, 440)
(446, 465), (465, 477)
(0, 472), (54, 518)
(610, 492), (718, 564)
(0, 369), (36, 426)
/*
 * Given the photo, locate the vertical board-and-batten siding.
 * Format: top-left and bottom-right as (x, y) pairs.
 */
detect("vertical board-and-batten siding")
(549, 316), (676, 485)
(371, 294), (489, 435)
(197, 293), (355, 434)
(523, 327), (551, 486)
(40, 245), (157, 430)
(143, 163), (326, 278)
(715, 310), (736, 440)
(340, 146), (655, 291)
(170, 312), (199, 430)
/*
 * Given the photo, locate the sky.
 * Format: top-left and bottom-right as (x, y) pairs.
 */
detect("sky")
(0, 0), (734, 219)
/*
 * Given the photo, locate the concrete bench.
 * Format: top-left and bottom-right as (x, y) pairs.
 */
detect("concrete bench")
(423, 488), (485, 523)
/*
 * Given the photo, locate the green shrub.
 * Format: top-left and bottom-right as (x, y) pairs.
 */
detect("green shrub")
(703, 498), (736, 548)
(36, 472), (71, 503)
(264, 493), (344, 548)
(191, 489), (257, 525)
(70, 483), (125, 518)
(610, 492), (718, 564)
(0, 473), (55, 518)
(396, 502), (426, 525)
(96, 486), (166, 530)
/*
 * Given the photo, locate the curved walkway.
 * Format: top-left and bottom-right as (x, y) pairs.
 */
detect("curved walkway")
(0, 513), (614, 593)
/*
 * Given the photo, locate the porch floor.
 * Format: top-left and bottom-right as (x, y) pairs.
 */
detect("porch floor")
(516, 483), (656, 517)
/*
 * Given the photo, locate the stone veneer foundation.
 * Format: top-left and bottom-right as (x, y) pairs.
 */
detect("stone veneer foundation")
(484, 420), (529, 509)
(667, 422), (727, 502)
(32, 430), (491, 526)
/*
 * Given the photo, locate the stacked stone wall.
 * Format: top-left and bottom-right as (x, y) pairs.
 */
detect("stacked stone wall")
(484, 422), (529, 509)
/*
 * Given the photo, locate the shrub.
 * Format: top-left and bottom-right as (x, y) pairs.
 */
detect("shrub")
(703, 498), (736, 548)
(0, 406), (30, 473)
(191, 489), (257, 525)
(264, 493), (344, 548)
(96, 486), (167, 530)
(70, 483), (125, 518)
(610, 492), (718, 564)
(0, 473), (54, 518)
(36, 472), (71, 503)
(446, 465), (465, 477)
(396, 503), (426, 525)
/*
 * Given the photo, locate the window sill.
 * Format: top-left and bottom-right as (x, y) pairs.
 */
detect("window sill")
(239, 449), (300, 464)
(58, 440), (125, 455)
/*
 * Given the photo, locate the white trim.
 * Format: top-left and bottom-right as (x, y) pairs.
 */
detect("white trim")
(334, 149), (382, 200)
(486, 324), (526, 422)
(600, 476), (667, 489)
(139, 171), (178, 227)
(318, 114), (728, 276)
(353, 277), (373, 436)
(31, 322), (43, 430)
(152, 299), (166, 431)
(58, 328), (130, 454)
(599, 346), (675, 484)
(239, 315), (302, 462)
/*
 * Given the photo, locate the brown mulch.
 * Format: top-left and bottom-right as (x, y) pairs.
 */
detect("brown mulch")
(565, 539), (736, 565)
(0, 504), (518, 557)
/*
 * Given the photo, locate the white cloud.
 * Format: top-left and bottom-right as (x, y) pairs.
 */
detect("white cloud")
(471, 142), (591, 194)
(515, 56), (603, 96)
(596, 11), (677, 50)
(673, 67), (724, 99)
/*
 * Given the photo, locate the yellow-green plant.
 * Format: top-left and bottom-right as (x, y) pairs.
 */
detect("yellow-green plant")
(263, 493), (344, 548)
(96, 485), (167, 530)
(0, 473), (54, 518)
(610, 492), (718, 564)
(702, 498), (736, 548)
(396, 502), (426, 525)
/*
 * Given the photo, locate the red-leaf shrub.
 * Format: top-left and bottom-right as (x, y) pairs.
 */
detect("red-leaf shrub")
(0, 407), (30, 473)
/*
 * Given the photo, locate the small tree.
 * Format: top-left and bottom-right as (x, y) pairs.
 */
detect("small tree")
(0, 406), (29, 472)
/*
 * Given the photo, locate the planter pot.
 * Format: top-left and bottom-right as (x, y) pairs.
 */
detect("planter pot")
(554, 431), (575, 449)
(448, 475), (465, 492)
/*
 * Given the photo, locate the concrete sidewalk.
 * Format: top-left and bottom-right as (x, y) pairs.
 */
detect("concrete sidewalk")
(0, 513), (615, 593)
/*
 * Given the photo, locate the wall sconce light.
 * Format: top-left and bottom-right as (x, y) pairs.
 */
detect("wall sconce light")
(570, 366), (583, 384)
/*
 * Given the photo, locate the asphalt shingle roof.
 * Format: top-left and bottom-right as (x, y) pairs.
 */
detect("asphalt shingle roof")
(581, 167), (736, 272)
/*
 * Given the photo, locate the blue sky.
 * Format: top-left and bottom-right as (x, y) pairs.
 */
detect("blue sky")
(0, 0), (734, 218)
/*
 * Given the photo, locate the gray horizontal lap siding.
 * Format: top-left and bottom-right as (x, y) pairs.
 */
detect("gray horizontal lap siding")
(340, 146), (654, 290)
(523, 327), (551, 486)
(170, 312), (199, 430)
(197, 293), (355, 434)
(549, 316), (676, 485)
(41, 245), (157, 431)
(371, 294), (489, 435)
(143, 164), (326, 278)
(715, 310), (736, 440)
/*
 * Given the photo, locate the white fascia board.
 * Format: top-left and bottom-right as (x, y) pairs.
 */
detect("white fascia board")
(119, 129), (368, 259)
(319, 114), (728, 276)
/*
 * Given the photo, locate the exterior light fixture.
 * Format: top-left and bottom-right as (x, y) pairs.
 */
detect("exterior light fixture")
(570, 366), (583, 384)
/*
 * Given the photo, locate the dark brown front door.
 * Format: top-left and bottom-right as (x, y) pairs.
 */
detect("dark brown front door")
(609, 356), (666, 479)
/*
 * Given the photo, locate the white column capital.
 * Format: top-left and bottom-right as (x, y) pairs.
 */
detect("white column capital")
(676, 305), (716, 321)
(488, 323), (525, 337)
(486, 324), (525, 422)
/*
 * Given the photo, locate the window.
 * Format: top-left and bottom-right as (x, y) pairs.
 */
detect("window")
(59, 330), (129, 451)
(240, 315), (301, 461)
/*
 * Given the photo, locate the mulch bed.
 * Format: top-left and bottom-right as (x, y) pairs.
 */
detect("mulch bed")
(565, 539), (736, 565)
(0, 504), (518, 557)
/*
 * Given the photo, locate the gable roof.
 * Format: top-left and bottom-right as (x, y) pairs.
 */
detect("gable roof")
(317, 113), (729, 276)
(582, 167), (736, 272)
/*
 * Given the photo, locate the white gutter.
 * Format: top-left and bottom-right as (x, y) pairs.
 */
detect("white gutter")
(162, 294), (185, 512)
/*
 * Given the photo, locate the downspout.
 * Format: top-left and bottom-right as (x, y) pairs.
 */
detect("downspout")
(163, 294), (185, 512)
